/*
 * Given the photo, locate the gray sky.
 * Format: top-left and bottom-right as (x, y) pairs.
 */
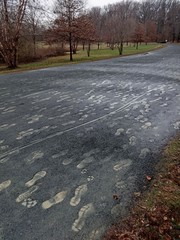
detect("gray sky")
(42, 0), (140, 13)
(87, 0), (140, 8)
(88, 0), (119, 7)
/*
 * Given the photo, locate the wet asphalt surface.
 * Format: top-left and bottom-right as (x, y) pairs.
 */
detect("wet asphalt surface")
(0, 44), (180, 240)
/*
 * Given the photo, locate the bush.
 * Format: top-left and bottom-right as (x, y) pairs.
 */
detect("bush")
(18, 39), (66, 63)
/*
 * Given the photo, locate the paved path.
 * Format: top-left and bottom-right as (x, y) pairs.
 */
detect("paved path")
(0, 44), (180, 240)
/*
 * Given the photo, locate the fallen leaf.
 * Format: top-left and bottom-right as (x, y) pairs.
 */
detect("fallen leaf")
(113, 194), (120, 200)
(146, 176), (152, 181)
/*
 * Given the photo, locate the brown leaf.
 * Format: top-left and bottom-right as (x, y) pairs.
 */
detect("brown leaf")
(113, 194), (120, 200)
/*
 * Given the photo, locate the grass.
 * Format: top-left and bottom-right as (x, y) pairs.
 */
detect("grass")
(104, 135), (180, 240)
(0, 43), (163, 74)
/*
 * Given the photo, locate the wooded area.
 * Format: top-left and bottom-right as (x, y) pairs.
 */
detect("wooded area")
(0, 0), (180, 68)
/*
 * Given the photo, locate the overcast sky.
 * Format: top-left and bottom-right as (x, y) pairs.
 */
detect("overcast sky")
(43, 0), (141, 12)
(88, 0), (119, 7)
(87, 0), (140, 8)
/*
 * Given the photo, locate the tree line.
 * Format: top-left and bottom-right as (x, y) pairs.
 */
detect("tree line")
(0, 0), (180, 68)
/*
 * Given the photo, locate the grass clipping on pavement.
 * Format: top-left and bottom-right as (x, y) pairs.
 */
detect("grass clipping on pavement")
(104, 135), (180, 240)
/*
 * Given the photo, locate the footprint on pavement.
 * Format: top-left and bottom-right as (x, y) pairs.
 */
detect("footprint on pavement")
(113, 159), (132, 171)
(16, 186), (39, 203)
(83, 149), (99, 158)
(21, 198), (37, 208)
(16, 129), (34, 140)
(77, 157), (94, 169)
(111, 204), (121, 216)
(81, 169), (88, 174)
(87, 176), (94, 182)
(72, 203), (94, 232)
(52, 150), (68, 159)
(42, 191), (67, 210)
(173, 121), (180, 129)
(62, 158), (73, 166)
(129, 136), (137, 146)
(0, 180), (11, 192)
(139, 148), (150, 158)
(70, 184), (88, 206)
(89, 227), (106, 240)
(115, 181), (126, 189)
(25, 171), (47, 187)
(115, 128), (124, 136)
(26, 151), (44, 164)
(142, 122), (152, 129)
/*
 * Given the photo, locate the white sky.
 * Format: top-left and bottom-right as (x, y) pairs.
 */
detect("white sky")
(87, 0), (140, 8)
(88, 0), (120, 8)
(42, 0), (141, 12)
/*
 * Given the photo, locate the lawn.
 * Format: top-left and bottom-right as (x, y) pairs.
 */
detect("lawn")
(0, 43), (163, 74)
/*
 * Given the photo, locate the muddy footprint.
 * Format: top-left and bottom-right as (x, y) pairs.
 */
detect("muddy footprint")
(77, 157), (94, 169)
(16, 186), (39, 203)
(0, 180), (11, 192)
(70, 184), (87, 206)
(72, 203), (94, 232)
(25, 171), (46, 187)
(42, 191), (67, 210)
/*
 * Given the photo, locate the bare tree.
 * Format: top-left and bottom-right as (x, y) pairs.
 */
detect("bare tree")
(166, 0), (180, 42)
(104, 1), (133, 55)
(0, 0), (29, 68)
(25, 1), (45, 57)
(89, 7), (103, 49)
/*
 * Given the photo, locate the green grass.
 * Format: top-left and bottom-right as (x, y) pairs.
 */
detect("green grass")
(0, 43), (163, 74)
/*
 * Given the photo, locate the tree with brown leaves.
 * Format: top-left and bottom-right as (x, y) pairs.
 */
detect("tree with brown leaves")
(54, 0), (85, 61)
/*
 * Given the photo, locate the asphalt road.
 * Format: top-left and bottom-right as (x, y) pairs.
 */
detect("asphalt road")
(0, 44), (180, 240)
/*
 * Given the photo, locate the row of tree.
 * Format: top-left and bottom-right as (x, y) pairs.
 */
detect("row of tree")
(88, 0), (180, 55)
(0, 0), (180, 68)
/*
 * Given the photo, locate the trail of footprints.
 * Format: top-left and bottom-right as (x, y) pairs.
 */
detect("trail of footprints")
(15, 170), (46, 208)
(0, 149), (97, 233)
(1, 141), (151, 234)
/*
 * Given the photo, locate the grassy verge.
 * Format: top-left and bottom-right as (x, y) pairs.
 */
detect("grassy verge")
(0, 43), (163, 74)
(104, 135), (180, 240)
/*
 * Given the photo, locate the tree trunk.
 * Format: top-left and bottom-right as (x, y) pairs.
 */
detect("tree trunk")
(97, 42), (100, 50)
(136, 42), (139, 50)
(118, 42), (123, 55)
(120, 42), (123, 55)
(73, 43), (76, 54)
(110, 43), (114, 50)
(69, 32), (73, 61)
(3, 44), (18, 69)
(87, 43), (91, 57)
(32, 23), (36, 57)
(13, 47), (18, 68)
